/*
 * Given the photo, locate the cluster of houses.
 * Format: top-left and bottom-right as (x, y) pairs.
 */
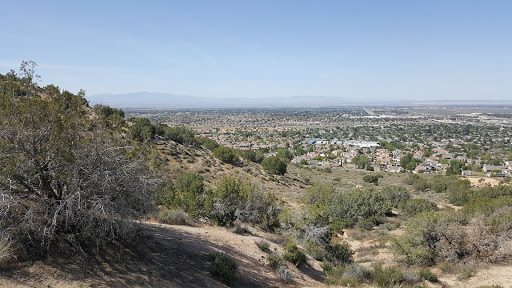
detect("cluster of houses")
(291, 139), (512, 177)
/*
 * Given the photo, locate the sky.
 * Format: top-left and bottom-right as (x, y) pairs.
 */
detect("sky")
(1, 0), (511, 101)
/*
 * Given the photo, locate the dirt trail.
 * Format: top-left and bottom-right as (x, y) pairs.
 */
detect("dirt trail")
(0, 222), (324, 288)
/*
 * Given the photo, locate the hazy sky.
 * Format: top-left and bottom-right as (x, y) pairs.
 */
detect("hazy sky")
(1, 0), (511, 100)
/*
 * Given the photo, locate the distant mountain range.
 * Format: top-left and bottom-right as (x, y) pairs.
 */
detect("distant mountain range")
(86, 92), (512, 108)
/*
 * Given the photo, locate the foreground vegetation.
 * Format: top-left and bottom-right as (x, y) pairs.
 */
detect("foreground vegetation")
(1, 63), (511, 287)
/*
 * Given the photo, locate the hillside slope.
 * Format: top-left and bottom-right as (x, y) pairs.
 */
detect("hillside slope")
(0, 221), (325, 287)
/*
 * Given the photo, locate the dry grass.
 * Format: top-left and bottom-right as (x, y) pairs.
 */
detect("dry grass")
(0, 236), (14, 270)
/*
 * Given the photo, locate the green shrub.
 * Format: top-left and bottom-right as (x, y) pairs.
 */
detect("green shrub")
(174, 172), (206, 217)
(447, 179), (473, 205)
(306, 244), (326, 261)
(323, 167), (332, 173)
(457, 267), (475, 280)
(324, 242), (354, 266)
(130, 117), (155, 141)
(277, 148), (293, 162)
(412, 178), (430, 192)
(155, 207), (190, 225)
(238, 149), (264, 163)
(391, 211), (467, 265)
(267, 254), (285, 269)
(207, 176), (251, 226)
(381, 186), (411, 208)
(283, 241), (307, 267)
(398, 199), (438, 217)
(463, 196), (512, 216)
(320, 261), (333, 272)
(196, 137), (220, 151)
(370, 264), (404, 288)
(161, 125), (197, 145)
(356, 215), (383, 230)
(363, 174), (383, 184)
(209, 253), (238, 286)
(261, 156), (287, 175)
(255, 240), (270, 252)
(404, 174), (420, 185)
(419, 269), (438, 282)
(213, 147), (238, 164)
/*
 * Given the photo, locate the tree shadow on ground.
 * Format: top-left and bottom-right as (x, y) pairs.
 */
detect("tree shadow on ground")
(0, 222), (288, 288)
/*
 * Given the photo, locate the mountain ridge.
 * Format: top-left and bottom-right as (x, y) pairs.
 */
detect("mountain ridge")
(86, 92), (512, 108)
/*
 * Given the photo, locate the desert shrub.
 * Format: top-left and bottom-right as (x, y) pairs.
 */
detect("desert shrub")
(356, 215), (383, 230)
(267, 253), (286, 269)
(363, 174), (383, 184)
(302, 183), (335, 206)
(447, 179), (473, 205)
(261, 156), (287, 175)
(231, 223), (250, 235)
(402, 271), (421, 284)
(156, 207), (190, 225)
(439, 262), (456, 273)
(404, 174), (420, 185)
(207, 176), (282, 228)
(380, 222), (401, 231)
(457, 267), (475, 280)
(398, 199), (438, 217)
(213, 147), (238, 164)
(155, 125), (197, 145)
(412, 178), (430, 192)
(173, 172), (206, 217)
(391, 211), (467, 265)
(463, 196), (512, 216)
(324, 241), (354, 266)
(325, 263), (371, 286)
(283, 241), (307, 267)
(277, 148), (294, 162)
(196, 137), (220, 151)
(301, 185), (393, 232)
(207, 176), (250, 226)
(306, 244), (326, 261)
(302, 224), (331, 245)
(0, 87), (157, 257)
(328, 187), (392, 229)
(237, 186), (283, 231)
(276, 265), (295, 283)
(255, 240), (270, 252)
(370, 264), (404, 288)
(238, 149), (264, 163)
(0, 235), (14, 269)
(418, 269), (438, 282)
(320, 261), (333, 272)
(381, 185), (411, 208)
(429, 176), (460, 193)
(467, 208), (512, 262)
(93, 104), (125, 128)
(209, 253), (238, 286)
(342, 263), (371, 282)
(130, 117), (156, 141)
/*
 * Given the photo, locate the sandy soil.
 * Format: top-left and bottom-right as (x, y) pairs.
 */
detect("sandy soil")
(465, 176), (502, 187)
(439, 265), (512, 288)
(0, 222), (325, 288)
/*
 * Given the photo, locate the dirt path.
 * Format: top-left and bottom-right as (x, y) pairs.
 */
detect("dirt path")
(0, 222), (324, 288)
